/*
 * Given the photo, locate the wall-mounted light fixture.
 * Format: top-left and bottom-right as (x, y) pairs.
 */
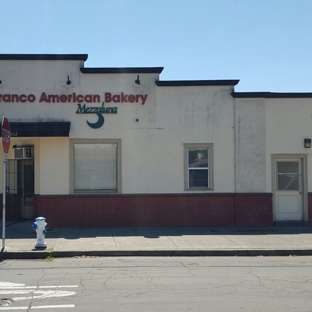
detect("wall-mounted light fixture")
(62, 75), (75, 88)
(66, 75), (71, 85)
(304, 138), (311, 148)
(0, 80), (2, 88)
(135, 75), (140, 85)
(132, 75), (143, 88)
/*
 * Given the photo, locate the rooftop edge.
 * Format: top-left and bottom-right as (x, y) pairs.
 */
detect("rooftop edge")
(156, 80), (240, 87)
(232, 92), (312, 98)
(81, 67), (164, 74)
(0, 54), (88, 61)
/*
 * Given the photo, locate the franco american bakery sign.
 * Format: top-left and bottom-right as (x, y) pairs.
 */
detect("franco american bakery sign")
(0, 92), (148, 129)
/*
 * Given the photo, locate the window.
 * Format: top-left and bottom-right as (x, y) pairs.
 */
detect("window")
(71, 140), (120, 193)
(184, 144), (213, 190)
(277, 161), (300, 191)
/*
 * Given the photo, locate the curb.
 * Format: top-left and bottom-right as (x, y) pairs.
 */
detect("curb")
(2, 249), (312, 259)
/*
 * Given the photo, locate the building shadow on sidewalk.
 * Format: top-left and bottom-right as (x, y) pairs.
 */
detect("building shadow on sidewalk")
(2, 219), (312, 240)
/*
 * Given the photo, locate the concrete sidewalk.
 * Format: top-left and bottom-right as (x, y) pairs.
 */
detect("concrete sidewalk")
(1, 220), (312, 259)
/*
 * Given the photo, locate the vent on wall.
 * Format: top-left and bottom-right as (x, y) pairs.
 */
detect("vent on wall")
(14, 147), (34, 159)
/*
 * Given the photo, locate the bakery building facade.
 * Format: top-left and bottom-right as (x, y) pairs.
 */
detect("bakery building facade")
(0, 54), (312, 227)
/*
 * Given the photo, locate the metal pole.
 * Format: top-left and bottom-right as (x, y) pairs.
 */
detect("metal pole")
(2, 153), (6, 251)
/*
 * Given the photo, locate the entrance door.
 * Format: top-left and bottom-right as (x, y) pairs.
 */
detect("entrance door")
(6, 159), (34, 219)
(19, 160), (34, 218)
(274, 159), (303, 221)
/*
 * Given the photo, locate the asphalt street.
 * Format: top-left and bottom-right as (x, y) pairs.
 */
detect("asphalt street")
(1, 256), (312, 311)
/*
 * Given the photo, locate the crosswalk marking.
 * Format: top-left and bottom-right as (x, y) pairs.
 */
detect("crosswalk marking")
(0, 282), (77, 310)
(0, 286), (78, 290)
(0, 304), (75, 310)
(0, 283), (78, 290)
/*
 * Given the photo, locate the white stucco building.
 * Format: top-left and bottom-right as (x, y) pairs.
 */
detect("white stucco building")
(0, 54), (311, 227)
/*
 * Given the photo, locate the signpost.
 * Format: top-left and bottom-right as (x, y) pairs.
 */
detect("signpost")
(2, 116), (10, 251)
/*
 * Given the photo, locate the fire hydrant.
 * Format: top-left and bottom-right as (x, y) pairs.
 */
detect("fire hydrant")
(32, 217), (47, 248)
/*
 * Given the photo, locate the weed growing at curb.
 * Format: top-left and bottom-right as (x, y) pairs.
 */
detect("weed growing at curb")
(45, 248), (54, 262)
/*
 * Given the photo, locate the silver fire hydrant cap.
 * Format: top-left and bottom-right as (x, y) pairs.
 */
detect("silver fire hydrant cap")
(35, 217), (46, 221)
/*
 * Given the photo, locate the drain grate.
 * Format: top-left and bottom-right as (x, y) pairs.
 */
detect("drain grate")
(0, 298), (14, 306)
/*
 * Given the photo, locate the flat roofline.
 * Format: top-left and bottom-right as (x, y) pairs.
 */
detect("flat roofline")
(81, 67), (164, 74)
(232, 92), (312, 98)
(156, 80), (239, 87)
(0, 54), (88, 61)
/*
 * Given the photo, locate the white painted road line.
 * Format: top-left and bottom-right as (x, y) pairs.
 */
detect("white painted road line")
(13, 290), (76, 301)
(0, 286), (78, 290)
(0, 290), (76, 300)
(0, 282), (77, 309)
(0, 283), (24, 288)
(0, 282), (78, 289)
(35, 286), (78, 289)
(0, 304), (75, 310)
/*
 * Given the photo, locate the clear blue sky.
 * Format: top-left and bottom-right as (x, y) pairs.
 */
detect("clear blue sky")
(1, 0), (311, 92)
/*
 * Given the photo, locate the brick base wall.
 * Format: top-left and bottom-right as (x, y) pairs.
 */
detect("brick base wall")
(234, 193), (273, 226)
(0, 193), (273, 227)
(24, 193), (273, 228)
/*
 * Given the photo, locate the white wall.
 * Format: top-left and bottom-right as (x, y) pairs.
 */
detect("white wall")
(0, 58), (236, 195)
(265, 98), (312, 192)
(38, 138), (70, 194)
(235, 98), (266, 192)
(151, 86), (236, 193)
(235, 97), (312, 193)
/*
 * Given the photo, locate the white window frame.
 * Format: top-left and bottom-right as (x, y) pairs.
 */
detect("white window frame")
(70, 139), (121, 194)
(184, 143), (213, 191)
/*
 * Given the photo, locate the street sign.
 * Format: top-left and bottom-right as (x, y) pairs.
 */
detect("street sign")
(1, 116), (10, 155)
(2, 116), (10, 251)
